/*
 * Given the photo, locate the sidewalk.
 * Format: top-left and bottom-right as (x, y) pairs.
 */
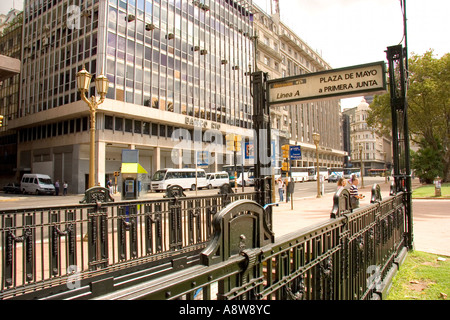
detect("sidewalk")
(272, 178), (450, 257)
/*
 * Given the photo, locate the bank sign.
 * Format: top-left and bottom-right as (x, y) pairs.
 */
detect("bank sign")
(268, 61), (386, 105)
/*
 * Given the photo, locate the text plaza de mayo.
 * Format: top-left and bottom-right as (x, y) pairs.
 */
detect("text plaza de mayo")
(0, 0), (370, 194)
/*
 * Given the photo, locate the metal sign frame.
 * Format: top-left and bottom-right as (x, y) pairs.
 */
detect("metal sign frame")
(267, 61), (387, 106)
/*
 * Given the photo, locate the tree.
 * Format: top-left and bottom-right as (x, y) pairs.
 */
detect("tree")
(367, 51), (450, 182)
(411, 137), (444, 184)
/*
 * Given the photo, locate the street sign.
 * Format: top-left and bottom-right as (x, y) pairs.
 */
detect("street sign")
(289, 145), (302, 160)
(197, 150), (209, 166)
(268, 61), (386, 105)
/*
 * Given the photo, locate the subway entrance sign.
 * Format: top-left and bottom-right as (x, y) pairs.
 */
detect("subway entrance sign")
(268, 61), (386, 105)
(289, 145), (302, 160)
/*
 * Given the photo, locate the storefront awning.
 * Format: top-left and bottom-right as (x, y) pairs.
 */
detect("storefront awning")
(121, 163), (148, 174)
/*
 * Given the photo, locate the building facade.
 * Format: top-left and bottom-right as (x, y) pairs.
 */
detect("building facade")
(343, 98), (392, 176)
(252, 3), (346, 169)
(10, 0), (255, 193)
(5, 0), (350, 194)
(0, 10), (22, 184)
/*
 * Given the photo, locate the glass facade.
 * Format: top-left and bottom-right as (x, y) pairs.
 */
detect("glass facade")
(15, 0), (255, 192)
(20, 0), (100, 117)
(104, 0), (254, 128)
(19, 0), (254, 127)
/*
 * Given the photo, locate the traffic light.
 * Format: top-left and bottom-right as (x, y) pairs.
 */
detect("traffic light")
(234, 134), (241, 152)
(282, 144), (290, 159)
(226, 134), (235, 151)
(226, 134), (242, 152)
(281, 161), (290, 172)
(0, 115), (3, 127)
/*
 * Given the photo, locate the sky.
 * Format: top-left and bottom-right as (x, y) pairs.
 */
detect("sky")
(1, 0), (449, 108)
(254, 0), (450, 108)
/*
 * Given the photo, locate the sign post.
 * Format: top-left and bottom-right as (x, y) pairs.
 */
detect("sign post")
(289, 145), (301, 210)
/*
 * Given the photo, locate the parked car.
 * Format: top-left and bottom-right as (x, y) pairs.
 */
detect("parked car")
(151, 168), (207, 191)
(20, 173), (56, 195)
(328, 174), (339, 183)
(206, 172), (230, 189)
(3, 183), (21, 194)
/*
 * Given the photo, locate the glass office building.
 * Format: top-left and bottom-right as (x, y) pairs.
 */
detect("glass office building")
(12, 0), (255, 193)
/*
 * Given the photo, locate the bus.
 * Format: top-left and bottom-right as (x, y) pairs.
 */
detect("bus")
(328, 167), (345, 178)
(151, 168), (207, 191)
(223, 165), (254, 187)
(287, 167), (309, 182)
(343, 168), (361, 179)
(368, 168), (386, 177)
(307, 166), (329, 181)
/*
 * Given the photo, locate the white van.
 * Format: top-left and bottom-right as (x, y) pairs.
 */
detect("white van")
(20, 174), (56, 195)
(206, 172), (230, 189)
(151, 168), (207, 191)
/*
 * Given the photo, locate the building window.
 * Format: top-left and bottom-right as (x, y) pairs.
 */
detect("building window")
(105, 115), (113, 130)
(115, 117), (123, 131)
(143, 122), (150, 135)
(152, 123), (158, 136)
(134, 120), (142, 134)
(125, 119), (133, 132)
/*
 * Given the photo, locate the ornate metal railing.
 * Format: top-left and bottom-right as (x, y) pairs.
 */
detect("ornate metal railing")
(0, 187), (257, 300)
(1, 184), (409, 300)
(93, 184), (409, 301)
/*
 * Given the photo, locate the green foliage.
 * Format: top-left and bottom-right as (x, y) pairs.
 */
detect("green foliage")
(412, 137), (444, 183)
(367, 51), (450, 181)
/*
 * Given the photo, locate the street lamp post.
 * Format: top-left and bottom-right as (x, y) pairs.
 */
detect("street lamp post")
(76, 67), (109, 189)
(312, 132), (321, 198)
(359, 143), (364, 188)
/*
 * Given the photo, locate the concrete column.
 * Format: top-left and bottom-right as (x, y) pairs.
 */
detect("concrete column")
(214, 152), (218, 172)
(97, 141), (106, 187)
(153, 146), (161, 172)
(178, 150), (183, 168)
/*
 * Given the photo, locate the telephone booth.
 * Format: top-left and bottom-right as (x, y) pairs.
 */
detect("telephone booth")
(121, 162), (148, 200)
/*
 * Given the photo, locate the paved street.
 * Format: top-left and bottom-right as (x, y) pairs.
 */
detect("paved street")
(0, 178), (343, 210)
(1, 176), (448, 257)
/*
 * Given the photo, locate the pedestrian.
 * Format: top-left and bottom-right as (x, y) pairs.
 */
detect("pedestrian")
(277, 178), (284, 202)
(349, 178), (364, 208)
(107, 179), (113, 193)
(348, 174), (356, 186)
(63, 181), (68, 195)
(337, 177), (347, 191)
(54, 180), (60, 196)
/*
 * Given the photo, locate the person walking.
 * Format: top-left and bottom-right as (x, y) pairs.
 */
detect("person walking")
(54, 180), (60, 196)
(286, 177), (294, 202)
(63, 181), (68, 196)
(106, 179), (113, 193)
